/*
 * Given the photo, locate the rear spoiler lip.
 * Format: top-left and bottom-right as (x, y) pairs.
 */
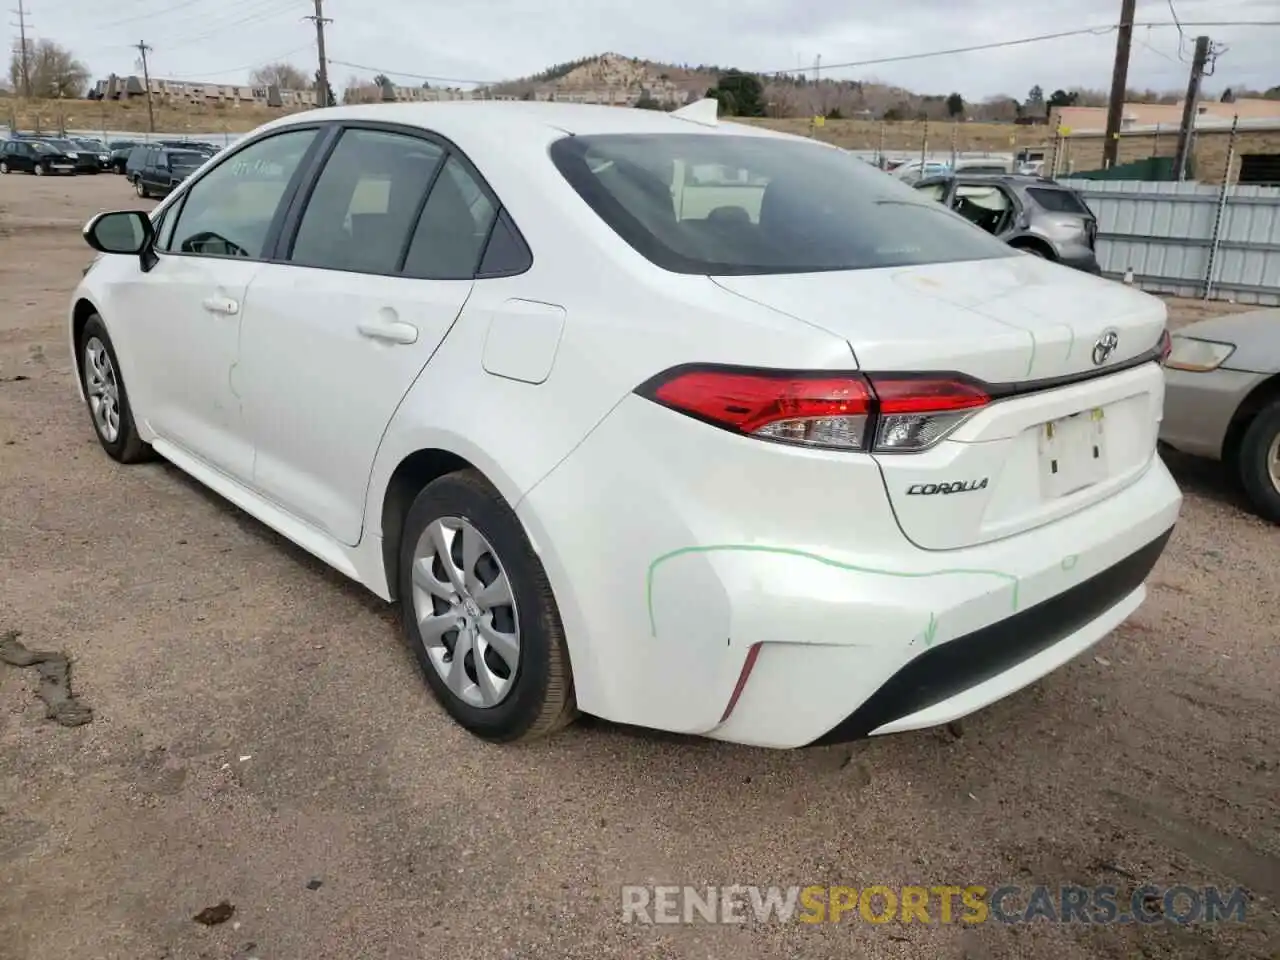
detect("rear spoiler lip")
(869, 340), (1164, 401)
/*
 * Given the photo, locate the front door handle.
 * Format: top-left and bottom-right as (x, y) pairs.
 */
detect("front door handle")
(357, 319), (418, 345)
(202, 295), (239, 316)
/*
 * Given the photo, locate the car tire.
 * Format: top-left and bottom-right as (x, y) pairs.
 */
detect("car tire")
(0, 161), (9, 175)
(1236, 399), (1280, 524)
(33, 162), (45, 176)
(1017, 245), (1048, 258)
(136, 179), (149, 198)
(76, 314), (152, 464)
(398, 470), (577, 743)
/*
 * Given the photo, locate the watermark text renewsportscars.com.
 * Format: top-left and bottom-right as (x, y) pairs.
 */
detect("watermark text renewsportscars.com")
(621, 884), (1250, 925)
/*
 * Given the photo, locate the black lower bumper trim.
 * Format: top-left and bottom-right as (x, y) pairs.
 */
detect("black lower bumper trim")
(808, 526), (1175, 746)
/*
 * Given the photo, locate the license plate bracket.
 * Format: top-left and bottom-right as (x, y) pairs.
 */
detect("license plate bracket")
(1038, 407), (1108, 499)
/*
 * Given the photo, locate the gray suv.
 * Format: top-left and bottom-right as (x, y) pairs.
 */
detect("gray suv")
(913, 173), (1100, 274)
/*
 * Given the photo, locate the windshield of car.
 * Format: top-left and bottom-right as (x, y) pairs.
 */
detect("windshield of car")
(30, 141), (58, 154)
(549, 133), (1013, 275)
(47, 139), (77, 151)
(1027, 186), (1093, 216)
(76, 140), (104, 150)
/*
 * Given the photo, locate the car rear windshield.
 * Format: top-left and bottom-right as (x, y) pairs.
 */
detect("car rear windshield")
(1027, 186), (1092, 215)
(549, 133), (1015, 276)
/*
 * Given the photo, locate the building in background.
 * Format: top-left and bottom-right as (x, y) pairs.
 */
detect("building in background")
(91, 74), (317, 108)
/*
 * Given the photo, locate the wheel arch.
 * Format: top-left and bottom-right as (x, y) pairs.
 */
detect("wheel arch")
(1223, 372), (1280, 463)
(1008, 235), (1057, 259)
(70, 297), (101, 385)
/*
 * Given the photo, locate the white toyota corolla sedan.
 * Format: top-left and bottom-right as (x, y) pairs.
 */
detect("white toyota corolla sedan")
(69, 100), (1181, 748)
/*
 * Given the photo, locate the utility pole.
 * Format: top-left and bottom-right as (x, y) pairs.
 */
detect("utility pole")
(1102, 0), (1137, 169)
(135, 40), (154, 134)
(1173, 36), (1211, 182)
(10, 0), (32, 98)
(306, 0), (333, 108)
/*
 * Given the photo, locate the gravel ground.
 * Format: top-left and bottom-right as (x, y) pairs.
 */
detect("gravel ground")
(1, 174), (1278, 960)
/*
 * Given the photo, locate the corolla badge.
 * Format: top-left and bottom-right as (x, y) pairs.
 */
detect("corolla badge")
(1092, 329), (1119, 366)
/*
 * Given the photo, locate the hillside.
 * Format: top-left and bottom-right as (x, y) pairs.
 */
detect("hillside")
(488, 52), (1036, 122)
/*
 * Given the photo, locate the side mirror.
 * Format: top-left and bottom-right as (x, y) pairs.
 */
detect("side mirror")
(83, 210), (154, 255)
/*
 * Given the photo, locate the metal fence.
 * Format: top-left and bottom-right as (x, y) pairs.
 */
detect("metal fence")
(1062, 178), (1280, 305)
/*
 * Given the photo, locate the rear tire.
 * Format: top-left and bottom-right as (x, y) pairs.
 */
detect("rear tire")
(1236, 399), (1280, 525)
(136, 179), (149, 198)
(76, 314), (152, 464)
(398, 470), (577, 743)
(0, 161), (9, 175)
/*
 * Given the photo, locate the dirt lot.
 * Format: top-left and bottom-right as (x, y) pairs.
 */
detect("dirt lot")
(1, 174), (1277, 960)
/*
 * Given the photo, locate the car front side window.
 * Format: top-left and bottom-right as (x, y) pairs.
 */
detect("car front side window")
(167, 128), (319, 261)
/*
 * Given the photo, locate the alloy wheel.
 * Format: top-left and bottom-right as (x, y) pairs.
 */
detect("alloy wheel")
(83, 337), (121, 443)
(410, 516), (520, 709)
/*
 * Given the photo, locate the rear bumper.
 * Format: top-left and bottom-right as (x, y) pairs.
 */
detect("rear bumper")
(809, 526), (1170, 744)
(1159, 365), (1264, 460)
(519, 393), (1183, 748)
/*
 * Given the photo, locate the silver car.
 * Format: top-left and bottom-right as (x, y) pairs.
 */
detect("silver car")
(1160, 309), (1280, 523)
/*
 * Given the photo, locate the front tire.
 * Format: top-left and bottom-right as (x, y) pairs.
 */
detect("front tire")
(398, 470), (576, 742)
(33, 162), (45, 176)
(1237, 399), (1280, 524)
(0, 161), (9, 175)
(76, 314), (152, 464)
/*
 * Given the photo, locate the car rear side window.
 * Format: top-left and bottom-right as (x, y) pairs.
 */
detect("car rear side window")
(1027, 187), (1092, 215)
(549, 133), (1014, 276)
(289, 128), (445, 275)
(401, 156), (498, 280)
(166, 128), (318, 259)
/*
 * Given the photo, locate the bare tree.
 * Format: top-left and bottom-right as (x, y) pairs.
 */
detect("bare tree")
(250, 62), (309, 91)
(8, 38), (88, 98)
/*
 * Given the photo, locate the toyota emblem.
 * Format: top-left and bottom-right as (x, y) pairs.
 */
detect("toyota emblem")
(1092, 329), (1119, 366)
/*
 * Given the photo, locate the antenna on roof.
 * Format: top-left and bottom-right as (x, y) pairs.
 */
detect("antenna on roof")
(671, 97), (719, 128)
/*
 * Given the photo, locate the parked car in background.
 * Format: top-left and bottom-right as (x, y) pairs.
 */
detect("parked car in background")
(0, 138), (78, 175)
(891, 158), (950, 184)
(72, 138), (113, 170)
(124, 144), (149, 183)
(69, 101), (1180, 748)
(109, 140), (140, 174)
(1160, 309), (1280, 523)
(952, 158), (1012, 174)
(913, 173), (1100, 274)
(133, 146), (208, 198)
(36, 138), (101, 174)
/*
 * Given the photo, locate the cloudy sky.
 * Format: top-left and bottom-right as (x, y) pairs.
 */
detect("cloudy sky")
(21, 0), (1279, 99)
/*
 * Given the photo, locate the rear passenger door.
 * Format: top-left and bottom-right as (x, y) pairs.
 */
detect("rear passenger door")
(236, 124), (502, 545)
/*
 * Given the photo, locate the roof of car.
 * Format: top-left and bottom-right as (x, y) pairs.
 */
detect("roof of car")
(256, 100), (798, 145)
(917, 172), (1065, 187)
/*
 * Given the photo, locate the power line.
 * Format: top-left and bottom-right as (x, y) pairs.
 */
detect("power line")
(162, 44), (316, 80)
(328, 18), (1280, 92)
(327, 58), (495, 87)
(1166, 0), (1188, 60)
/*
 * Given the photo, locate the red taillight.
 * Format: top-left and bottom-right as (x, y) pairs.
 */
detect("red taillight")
(650, 369), (873, 449)
(640, 367), (989, 453)
(1159, 329), (1172, 364)
(867, 375), (991, 452)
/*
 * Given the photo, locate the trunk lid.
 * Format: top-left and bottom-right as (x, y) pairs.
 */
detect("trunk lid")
(712, 257), (1169, 550)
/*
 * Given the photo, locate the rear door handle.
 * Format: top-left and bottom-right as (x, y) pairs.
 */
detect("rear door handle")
(202, 296), (239, 316)
(357, 319), (419, 345)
